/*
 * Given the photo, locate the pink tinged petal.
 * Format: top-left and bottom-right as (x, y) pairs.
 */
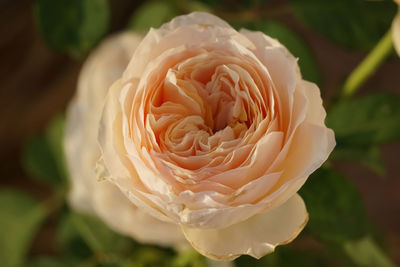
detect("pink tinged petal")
(182, 194), (308, 261)
(299, 80), (327, 126)
(122, 21), (238, 82)
(160, 12), (231, 31)
(263, 122), (335, 210)
(207, 131), (284, 189)
(122, 14), (257, 84)
(240, 29), (300, 132)
(393, 10), (400, 56)
(98, 80), (174, 223)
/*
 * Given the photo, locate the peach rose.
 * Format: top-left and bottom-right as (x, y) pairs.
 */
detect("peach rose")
(64, 32), (185, 246)
(393, 0), (400, 55)
(67, 12), (335, 261)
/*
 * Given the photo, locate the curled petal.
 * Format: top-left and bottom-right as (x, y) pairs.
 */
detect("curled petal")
(182, 194), (308, 261)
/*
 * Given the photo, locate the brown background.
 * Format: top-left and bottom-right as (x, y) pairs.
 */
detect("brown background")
(1, 0), (399, 265)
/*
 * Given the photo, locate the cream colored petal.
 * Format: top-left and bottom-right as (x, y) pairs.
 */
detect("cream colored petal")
(98, 80), (175, 223)
(182, 194), (308, 261)
(173, 120), (334, 229)
(65, 98), (93, 212)
(122, 12), (250, 82)
(299, 80), (327, 126)
(240, 29), (301, 126)
(92, 179), (185, 246)
(160, 12), (231, 31)
(65, 32), (142, 213)
(64, 32), (186, 246)
(393, 10), (400, 56)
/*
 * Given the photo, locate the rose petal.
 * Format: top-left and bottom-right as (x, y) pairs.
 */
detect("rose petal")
(92, 179), (184, 246)
(181, 194), (308, 261)
(65, 32), (142, 213)
(393, 10), (400, 56)
(98, 80), (176, 223)
(122, 12), (254, 82)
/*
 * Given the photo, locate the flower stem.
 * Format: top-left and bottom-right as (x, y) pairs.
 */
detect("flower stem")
(341, 29), (393, 98)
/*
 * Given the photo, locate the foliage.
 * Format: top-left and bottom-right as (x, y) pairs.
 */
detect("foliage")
(300, 168), (368, 243)
(327, 93), (400, 146)
(289, 0), (396, 50)
(0, 190), (47, 267)
(35, 0), (109, 58)
(22, 115), (67, 188)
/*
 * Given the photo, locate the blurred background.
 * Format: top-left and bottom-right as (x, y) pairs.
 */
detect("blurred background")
(1, 0), (399, 266)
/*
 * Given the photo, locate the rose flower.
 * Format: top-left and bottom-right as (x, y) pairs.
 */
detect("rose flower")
(65, 12), (335, 261)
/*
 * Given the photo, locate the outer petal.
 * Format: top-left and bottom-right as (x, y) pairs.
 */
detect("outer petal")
(65, 32), (142, 213)
(393, 10), (400, 56)
(181, 194), (308, 261)
(122, 12), (247, 82)
(65, 32), (185, 245)
(92, 179), (184, 246)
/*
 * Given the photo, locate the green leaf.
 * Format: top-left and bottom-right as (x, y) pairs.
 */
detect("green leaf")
(25, 257), (76, 267)
(239, 20), (320, 84)
(57, 212), (92, 260)
(45, 115), (67, 182)
(0, 189), (47, 267)
(22, 135), (63, 187)
(181, 1), (212, 13)
(22, 115), (66, 187)
(330, 146), (385, 175)
(58, 211), (134, 255)
(128, 1), (178, 32)
(128, 247), (174, 267)
(343, 236), (395, 267)
(35, 0), (109, 58)
(289, 0), (396, 51)
(235, 246), (324, 267)
(299, 168), (368, 243)
(171, 249), (207, 267)
(327, 93), (400, 146)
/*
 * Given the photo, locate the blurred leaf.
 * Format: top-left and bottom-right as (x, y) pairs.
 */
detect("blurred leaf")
(343, 236), (395, 267)
(59, 211), (134, 255)
(240, 20), (320, 84)
(0, 189), (47, 267)
(57, 210), (181, 266)
(181, 1), (212, 13)
(299, 168), (368, 243)
(128, 1), (178, 32)
(22, 135), (63, 187)
(172, 249), (207, 267)
(22, 115), (66, 187)
(193, 0), (221, 7)
(25, 256), (77, 267)
(235, 246), (324, 267)
(57, 212), (92, 260)
(46, 115), (67, 182)
(128, 247), (174, 267)
(327, 93), (400, 146)
(192, 0), (265, 10)
(289, 0), (396, 50)
(330, 146), (385, 175)
(35, 0), (109, 58)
